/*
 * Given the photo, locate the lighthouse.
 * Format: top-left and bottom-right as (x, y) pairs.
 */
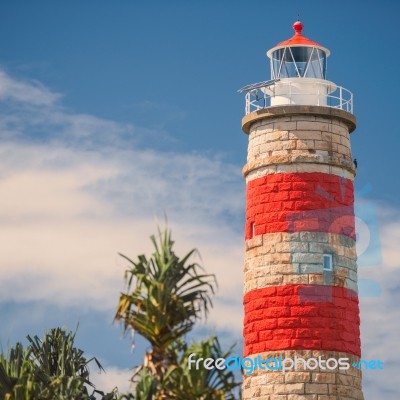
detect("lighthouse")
(240, 21), (364, 399)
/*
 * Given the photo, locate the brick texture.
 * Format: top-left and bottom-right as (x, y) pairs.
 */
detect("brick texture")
(241, 350), (364, 400)
(244, 231), (358, 294)
(245, 172), (355, 240)
(243, 113), (355, 181)
(243, 285), (360, 357)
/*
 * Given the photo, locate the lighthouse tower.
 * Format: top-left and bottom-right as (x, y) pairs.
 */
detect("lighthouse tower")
(240, 21), (364, 399)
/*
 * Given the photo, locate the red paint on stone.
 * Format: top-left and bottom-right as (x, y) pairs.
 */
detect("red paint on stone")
(246, 173), (355, 240)
(243, 285), (361, 357)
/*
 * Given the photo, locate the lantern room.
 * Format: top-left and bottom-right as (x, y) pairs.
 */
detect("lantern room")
(267, 21), (330, 80)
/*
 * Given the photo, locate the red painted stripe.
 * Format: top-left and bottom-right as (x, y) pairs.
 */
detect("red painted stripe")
(245, 173), (355, 240)
(243, 285), (361, 357)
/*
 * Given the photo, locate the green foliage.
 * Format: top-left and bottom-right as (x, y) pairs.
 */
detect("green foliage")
(115, 227), (240, 399)
(0, 328), (117, 400)
(162, 336), (239, 400)
(128, 336), (240, 400)
(115, 227), (216, 378)
(0, 343), (33, 400)
(122, 369), (156, 400)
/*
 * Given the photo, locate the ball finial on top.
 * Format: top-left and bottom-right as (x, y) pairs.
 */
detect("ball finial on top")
(293, 20), (304, 35)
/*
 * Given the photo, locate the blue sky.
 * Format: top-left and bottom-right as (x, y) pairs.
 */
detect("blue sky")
(0, 1), (399, 398)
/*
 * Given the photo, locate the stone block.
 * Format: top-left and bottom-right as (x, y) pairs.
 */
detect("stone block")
(292, 253), (323, 264)
(256, 123), (274, 132)
(342, 245), (356, 259)
(295, 164), (330, 174)
(305, 383), (328, 394)
(336, 374), (354, 386)
(266, 372), (286, 383)
(335, 255), (356, 269)
(330, 123), (348, 135)
(296, 140), (316, 149)
(308, 274), (324, 285)
(268, 130), (288, 141)
(250, 375), (268, 386)
(330, 133), (342, 144)
(329, 384), (363, 398)
(275, 383), (305, 394)
(276, 164), (300, 174)
(246, 385), (261, 397)
(270, 264), (295, 275)
(275, 121), (297, 130)
(309, 242), (331, 253)
(285, 372), (311, 383)
(300, 264), (323, 274)
(281, 140), (298, 150)
(340, 136), (350, 146)
(257, 275), (283, 287)
(290, 130), (322, 140)
(252, 267), (270, 278)
(283, 274), (309, 285)
(285, 242), (309, 253)
(312, 373), (336, 384)
(315, 150), (329, 157)
(286, 232), (300, 241)
(263, 232), (283, 244)
(337, 144), (350, 156)
(297, 121), (329, 131)
(246, 235), (263, 250)
(314, 140), (331, 151)
(273, 149), (291, 157)
(321, 131), (332, 141)
(300, 232), (329, 243)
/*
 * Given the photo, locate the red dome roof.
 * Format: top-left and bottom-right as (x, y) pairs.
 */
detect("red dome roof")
(276, 20), (323, 48)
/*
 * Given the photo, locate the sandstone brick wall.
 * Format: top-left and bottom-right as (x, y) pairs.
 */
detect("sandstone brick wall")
(241, 107), (363, 399)
(244, 232), (358, 294)
(243, 114), (355, 182)
(242, 350), (363, 400)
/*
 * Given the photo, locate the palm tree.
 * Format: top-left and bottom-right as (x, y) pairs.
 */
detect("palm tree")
(115, 227), (240, 399)
(115, 227), (216, 380)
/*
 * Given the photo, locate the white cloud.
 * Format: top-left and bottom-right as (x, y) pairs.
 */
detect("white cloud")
(0, 69), (244, 329)
(0, 164), (113, 219)
(0, 70), (60, 106)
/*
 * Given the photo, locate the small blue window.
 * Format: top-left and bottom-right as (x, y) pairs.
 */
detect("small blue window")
(323, 254), (333, 271)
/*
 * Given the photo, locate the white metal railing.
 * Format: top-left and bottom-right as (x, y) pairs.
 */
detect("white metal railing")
(242, 80), (353, 115)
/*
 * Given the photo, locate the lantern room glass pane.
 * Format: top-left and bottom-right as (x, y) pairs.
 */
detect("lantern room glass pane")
(271, 47), (327, 79)
(290, 47), (311, 77)
(271, 48), (286, 78)
(304, 48), (327, 79)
